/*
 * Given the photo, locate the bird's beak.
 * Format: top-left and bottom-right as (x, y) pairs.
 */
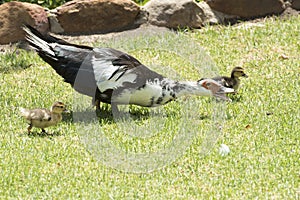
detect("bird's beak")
(218, 86), (235, 94)
(242, 73), (248, 78)
(214, 86), (235, 102)
(199, 79), (234, 102)
(63, 108), (70, 113)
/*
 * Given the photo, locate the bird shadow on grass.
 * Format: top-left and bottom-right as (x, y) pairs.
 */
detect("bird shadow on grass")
(19, 130), (63, 138)
(68, 104), (183, 127)
(62, 111), (75, 122)
(71, 109), (153, 126)
(228, 93), (244, 102)
(64, 102), (213, 128)
(198, 114), (211, 120)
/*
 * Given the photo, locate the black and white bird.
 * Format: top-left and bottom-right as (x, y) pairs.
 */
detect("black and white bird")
(19, 101), (67, 133)
(22, 26), (234, 114)
(209, 67), (248, 91)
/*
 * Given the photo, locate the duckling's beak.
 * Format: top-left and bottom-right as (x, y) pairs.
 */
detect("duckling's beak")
(63, 108), (70, 113)
(242, 73), (248, 78)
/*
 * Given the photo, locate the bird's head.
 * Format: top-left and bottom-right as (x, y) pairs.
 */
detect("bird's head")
(198, 79), (234, 101)
(51, 102), (67, 114)
(231, 67), (248, 79)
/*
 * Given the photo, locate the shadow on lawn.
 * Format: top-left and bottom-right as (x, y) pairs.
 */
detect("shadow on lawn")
(70, 108), (155, 125)
(68, 104), (192, 125)
(18, 130), (63, 138)
(228, 93), (244, 102)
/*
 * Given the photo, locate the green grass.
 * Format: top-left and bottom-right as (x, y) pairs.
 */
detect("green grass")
(0, 16), (299, 199)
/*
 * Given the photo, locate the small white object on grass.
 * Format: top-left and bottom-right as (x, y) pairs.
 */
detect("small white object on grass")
(219, 144), (230, 156)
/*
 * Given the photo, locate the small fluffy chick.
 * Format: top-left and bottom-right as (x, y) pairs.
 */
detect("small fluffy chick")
(19, 102), (66, 133)
(212, 67), (248, 91)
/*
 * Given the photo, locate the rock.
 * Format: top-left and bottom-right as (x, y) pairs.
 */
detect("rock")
(280, 6), (300, 18)
(197, 1), (219, 25)
(213, 11), (240, 25)
(143, 0), (206, 29)
(133, 7), (149, 27)
(197, 1), (239, 25)
(0, 2), (49, 44)
(53, 0), (140, 34)
(48, 9), (65, 34)
(205, 0), (285, 18)
(292, 0), (300, 10)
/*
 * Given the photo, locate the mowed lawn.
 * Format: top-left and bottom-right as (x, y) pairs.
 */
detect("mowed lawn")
(0, 16), (299, 199)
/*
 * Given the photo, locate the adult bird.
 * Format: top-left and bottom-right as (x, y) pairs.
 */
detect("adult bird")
(22, 26), (234, 114)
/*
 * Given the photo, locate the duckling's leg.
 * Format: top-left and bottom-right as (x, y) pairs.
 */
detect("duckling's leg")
(27, 124), (32, 134)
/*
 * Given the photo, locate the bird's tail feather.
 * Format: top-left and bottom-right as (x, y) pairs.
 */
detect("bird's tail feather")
(22, 25), (56, 58)
(19, 107), (30, 119)
(22, 25), (95, 90)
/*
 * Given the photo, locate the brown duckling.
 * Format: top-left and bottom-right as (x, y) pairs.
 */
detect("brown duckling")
(212, 67), (248, 91)
(19, 102), (67, 133)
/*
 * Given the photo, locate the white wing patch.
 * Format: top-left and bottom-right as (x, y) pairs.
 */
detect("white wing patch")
(91, 54), (137, 92)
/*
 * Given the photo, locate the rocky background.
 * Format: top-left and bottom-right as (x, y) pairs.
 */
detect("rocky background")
(0, 0), (299, 44)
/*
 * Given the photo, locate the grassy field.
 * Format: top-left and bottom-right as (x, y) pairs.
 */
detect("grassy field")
(0, 16), (299, 199)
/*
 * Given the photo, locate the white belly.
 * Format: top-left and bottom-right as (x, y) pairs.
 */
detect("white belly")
(113, 84), (171, 107)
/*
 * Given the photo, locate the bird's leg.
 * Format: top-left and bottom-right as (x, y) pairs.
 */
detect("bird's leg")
(94, 90), (101, 112)
(111, 103), (121, 119)
(95, 99), (101, 118)
(27, 124), (32, 134)
(95, 99), (101, 111)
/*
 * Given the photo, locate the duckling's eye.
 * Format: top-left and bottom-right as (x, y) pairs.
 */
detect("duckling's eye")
(59, 106), (64, 108)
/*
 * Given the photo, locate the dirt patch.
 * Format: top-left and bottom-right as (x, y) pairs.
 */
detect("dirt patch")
(57, 24), (170, 46)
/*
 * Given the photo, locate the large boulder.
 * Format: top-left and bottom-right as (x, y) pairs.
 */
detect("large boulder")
(197, 1), (219, 25)
(51, 0), (140, 34)
(197, 1), (238, 25)
(292, 0), (300, 10)
(205, 0), (285, 18)
(0, 2), (49, 44)
(143, 0), (206, 29)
